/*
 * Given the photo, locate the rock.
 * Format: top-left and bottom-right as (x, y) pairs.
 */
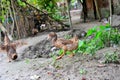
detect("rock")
(30, 75), (40, 80)
(111, 15), (120, 26)
(67, 29), (87, 39)
(21, 39), (53, 59)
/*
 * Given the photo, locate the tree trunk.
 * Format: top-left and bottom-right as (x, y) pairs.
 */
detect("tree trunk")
(93, 0), (97, 19)
(67, 0), (72, 29)
(0, 23), (13, 41)
(0, 30), (1, 43)
(82, 0), (87, 22)
(111, 0), (114, 14)
(94, 0), (101, 21)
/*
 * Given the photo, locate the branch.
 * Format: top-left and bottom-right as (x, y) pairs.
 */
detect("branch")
(20, 0), (70, 28)
(10, 0), (21, 39)
(0, 23), (13, 41)
(20, 0), (47, 14)
(9, 7), (15, 36)
(0, 23), (7, 32)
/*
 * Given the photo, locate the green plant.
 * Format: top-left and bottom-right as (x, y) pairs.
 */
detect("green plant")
(17, 0), (26, 7)
(27, 0), (64, 21)
(79, 69), (87, 75)
(104, 52), (119, 63)
(0, 0), (10, 23)
(76, 24), (120, 56)
(51, 55), (57, 66)
(52, 13), (67, 21)
(25, 58), (30, 64)
(58, 49), (73, 56)
(75, 40), (87, 54)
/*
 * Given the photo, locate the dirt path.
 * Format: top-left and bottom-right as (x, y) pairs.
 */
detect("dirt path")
(1, 48), (120, 80)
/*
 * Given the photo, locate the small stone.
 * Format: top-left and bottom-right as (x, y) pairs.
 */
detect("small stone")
(30, 75), (40, 80)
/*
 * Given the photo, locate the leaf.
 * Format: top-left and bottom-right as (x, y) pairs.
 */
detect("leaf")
(78, 40), (84, 48)
(79, 69), (87, 75)
(95, 31), (102, 39)
(49, 1), (53, 7)
(66, 51), (71, 55)
(58, 49), (63, 55)
(99, 25), (111, 31)
(86, 26), (97, 36)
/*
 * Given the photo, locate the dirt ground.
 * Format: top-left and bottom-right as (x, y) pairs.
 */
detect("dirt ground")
(0, 10), (120, 80)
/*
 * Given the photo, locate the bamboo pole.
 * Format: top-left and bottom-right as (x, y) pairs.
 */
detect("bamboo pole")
(109, 0), (112, 25)
(77, 0), (83, 20)
(9, 7), (14, 36)
(94, 0), (101, 21)
(11, 0), (21, 39)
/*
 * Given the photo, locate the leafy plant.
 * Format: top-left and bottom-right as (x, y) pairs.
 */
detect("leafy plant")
(75, 40), (87, 54)
(76, 24), (120, 56)
(0, 0), (10, 23)
(51, 55), (57, 66)
(104, 52), (119, 63)
(17, 0), (26, 7)
(27, 0), (64, 21)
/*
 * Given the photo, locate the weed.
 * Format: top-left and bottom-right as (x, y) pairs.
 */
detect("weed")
(64, 34), (72, 39)
(104, 51), (119, 64)
(25, 58), (30, 64)
(51, 55), (57, 66)
(79, 69), (87, 75)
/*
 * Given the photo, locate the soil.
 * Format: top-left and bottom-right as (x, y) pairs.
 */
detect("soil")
(0, 10), (120, 80)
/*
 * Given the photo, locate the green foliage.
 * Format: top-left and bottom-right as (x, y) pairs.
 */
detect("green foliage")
(75, 40), (86, 54)
(76, 24), (120, 56)
(0, 0), (10, 23)
(27, 0), (63, 21)
(52, 13), (65, 21)
(17, 0), (26, 7)
(109, 28), (120, 45)
(51, 55), (57, 65)
(58, 49), (71, 55)
(0, 0), (24, 23)
(104, 52), (119, 63)
(58, 49), (63, 55)
(25, 58), (30, 64)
